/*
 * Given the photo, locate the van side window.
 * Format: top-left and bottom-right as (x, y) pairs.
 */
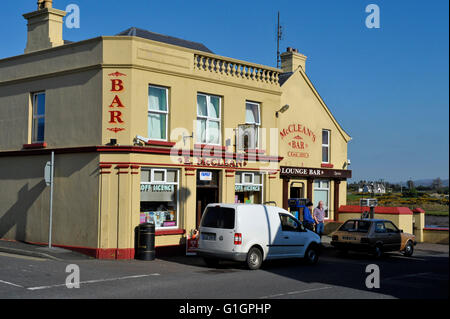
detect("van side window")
(279, 214), (301, 232)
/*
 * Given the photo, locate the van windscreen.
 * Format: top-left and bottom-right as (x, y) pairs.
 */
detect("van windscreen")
(201, 207), (235, 229)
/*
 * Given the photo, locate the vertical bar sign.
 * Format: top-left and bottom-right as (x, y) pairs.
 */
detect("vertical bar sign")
(44, 152), (55, 248)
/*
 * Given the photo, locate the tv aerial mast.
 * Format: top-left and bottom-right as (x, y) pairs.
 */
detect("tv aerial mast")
(276, 11), (283, 68)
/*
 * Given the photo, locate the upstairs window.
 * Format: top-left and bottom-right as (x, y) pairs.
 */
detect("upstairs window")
(237, 101), (261, 151)
(32, 92), (46, 143)
(148, 85), (169, 141)
(322, 129), (330, 163)
(196, 93), (221, 145)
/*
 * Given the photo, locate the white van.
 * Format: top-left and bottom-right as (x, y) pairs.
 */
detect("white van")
(197, 203), (321, 270)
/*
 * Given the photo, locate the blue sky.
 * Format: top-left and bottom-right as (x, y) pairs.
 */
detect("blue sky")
(1, 0), (448, 182)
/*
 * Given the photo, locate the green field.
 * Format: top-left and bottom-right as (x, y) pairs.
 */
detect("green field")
(346, 192), (449, 216)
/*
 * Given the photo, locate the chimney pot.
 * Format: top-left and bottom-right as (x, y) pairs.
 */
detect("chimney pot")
(280, 47), (307, 73)
(24, 2), (66, 53)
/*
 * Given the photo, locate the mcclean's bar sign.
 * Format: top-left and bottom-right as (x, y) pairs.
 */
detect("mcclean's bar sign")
(280, 166), (352, 179)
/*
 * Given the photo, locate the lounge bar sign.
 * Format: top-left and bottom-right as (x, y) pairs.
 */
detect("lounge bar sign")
(280, 166), (352, 179)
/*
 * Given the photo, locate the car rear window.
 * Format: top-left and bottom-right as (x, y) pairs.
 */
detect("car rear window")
(201, 206), (235, 229)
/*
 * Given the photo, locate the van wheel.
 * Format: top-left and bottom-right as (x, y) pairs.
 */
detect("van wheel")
(203, 258), (219, 268)
(403, 241), (414, 257)
(246, 247), (263, 270)
(304, 244), (319, 265)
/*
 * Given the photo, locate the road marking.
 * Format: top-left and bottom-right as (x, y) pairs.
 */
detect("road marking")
(384, 272), (433, 281)
(0, 280), (24, 288)
(259, 286), (333, 299)
(27, 273), (160, 290)
(0, 252), (46, 261)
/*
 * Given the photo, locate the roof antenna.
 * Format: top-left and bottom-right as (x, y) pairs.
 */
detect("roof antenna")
(276, 11), (283, 69)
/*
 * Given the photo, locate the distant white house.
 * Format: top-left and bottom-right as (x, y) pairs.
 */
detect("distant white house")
(358, 182), (386, 194)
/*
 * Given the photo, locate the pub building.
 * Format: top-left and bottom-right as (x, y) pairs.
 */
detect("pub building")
(0, 1), (351, 259)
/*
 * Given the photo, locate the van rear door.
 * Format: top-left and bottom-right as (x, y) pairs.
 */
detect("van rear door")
(199, 206), (236, 252)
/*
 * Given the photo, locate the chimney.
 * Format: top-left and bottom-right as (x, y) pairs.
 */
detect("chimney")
(23, 1), (67, 53)
(280, 47), (307, 73)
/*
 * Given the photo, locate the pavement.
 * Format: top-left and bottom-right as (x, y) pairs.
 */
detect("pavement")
(0, 239), (93, 261)
(0, 237), (448, 299)
(0, 236), (447, 261)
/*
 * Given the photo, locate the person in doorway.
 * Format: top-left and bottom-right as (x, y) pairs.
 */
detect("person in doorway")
(303, 201), (315, 231)
(313, 201), (326, 238)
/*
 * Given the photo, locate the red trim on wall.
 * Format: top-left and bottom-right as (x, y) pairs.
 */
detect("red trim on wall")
(116, 164), (130, 169)
(155, 229), (186, 236)
(23, 142), (47, 149)
(130, 165), (140, 169)
(185, 167), (196, 171)
(339, 205), (413, 215)
(413, 208), (426, 214)
(321, 163), (334, 168)
(423, 227), (449, 231)
(100, 171), (111, 174)
(0, 145), (284, 163)
(146, 140), (176, 147)
(99, 164), (112, 169)
(102, 161), (279, 172)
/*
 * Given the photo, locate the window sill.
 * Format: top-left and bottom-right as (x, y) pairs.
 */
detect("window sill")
(194, 144), (226, 151)
(321, 163), (334, 168)
(23, 142), (47, 149)
(155, 229), (186, 236)
(244, 149), (266, 154)
(145, 140), (176, 147)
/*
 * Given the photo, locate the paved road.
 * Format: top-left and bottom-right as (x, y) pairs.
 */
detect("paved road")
(0, 247), (447, 299)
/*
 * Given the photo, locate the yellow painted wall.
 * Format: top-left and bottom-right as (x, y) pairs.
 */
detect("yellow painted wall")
(0, 35), (351, 256)
(423, 229), (449, 244)
(0, 152), (100, 247)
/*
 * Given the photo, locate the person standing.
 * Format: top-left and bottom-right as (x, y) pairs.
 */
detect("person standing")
(303, 201), (316, 231)
(313, 201), (326, 238)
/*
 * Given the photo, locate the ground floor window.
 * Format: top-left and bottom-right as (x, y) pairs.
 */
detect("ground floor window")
(314, 179), (330, 219)
(140, 168), (179, 229)
(235, 172), (264, 204)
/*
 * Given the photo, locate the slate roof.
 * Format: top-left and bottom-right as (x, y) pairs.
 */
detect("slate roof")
(116, 27), (214, 54)
(278, 72), (293, 86)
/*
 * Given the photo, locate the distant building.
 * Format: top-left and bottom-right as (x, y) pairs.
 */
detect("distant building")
(358, 182), (386, 194)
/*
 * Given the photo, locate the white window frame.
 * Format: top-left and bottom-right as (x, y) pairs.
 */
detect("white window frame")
(235, 172), (265, 203)
(140, 168), (180, 230)
(245, 101), (261, 149)
(314, 179), (330, 220)
(322, 129), (330, 164)
(31, 92), (45, 143)
(196, 93), (221, 145)
(148, 85), (169, 141)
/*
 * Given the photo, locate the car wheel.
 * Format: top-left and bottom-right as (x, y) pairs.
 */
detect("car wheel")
(403, 241), (414, 257)
(373, 244), (383, 258)
(246, 247), (263, 270)
(203, 258), (219, 268)
(304, 244), (319, 265)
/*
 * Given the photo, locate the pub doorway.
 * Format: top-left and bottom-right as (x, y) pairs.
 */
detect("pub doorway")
(196, 170), (220, 228)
